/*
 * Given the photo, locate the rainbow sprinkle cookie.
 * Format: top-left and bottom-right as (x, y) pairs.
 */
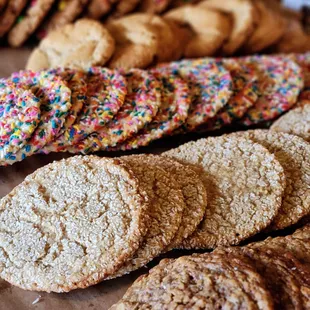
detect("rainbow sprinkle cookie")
(115, 68), (191, 150)
(42, 67), (127, 154)
(68, 69), (162, 154)
(239, 55), (304, 125)
(0, 79), (41, 162)
(4, 69), (72, 164)
(159, 58), (233, 131)
(294, 52), (310, 106)
(198, 59), (259, 131)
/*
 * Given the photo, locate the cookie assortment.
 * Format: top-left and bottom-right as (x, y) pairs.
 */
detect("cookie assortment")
(1, 129), (310, 298)
(0, 53), (308, 166)
(112, 225), (310, 310)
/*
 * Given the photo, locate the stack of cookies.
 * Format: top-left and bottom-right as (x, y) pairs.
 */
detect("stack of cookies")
(0, 53), (309, 166)
(24, 1), (310, 71)
(111, 224), (310, 309)
(1, 129), (310, 296)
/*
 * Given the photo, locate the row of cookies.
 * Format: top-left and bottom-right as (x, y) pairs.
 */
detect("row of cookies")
(0, 53), (310, 165)
(0, 0), (200, 48)
(26, 1), (310, 71)
(0, 53), (307, 166)
(1, 128), (310, 293)
(111, 224), (310, 309)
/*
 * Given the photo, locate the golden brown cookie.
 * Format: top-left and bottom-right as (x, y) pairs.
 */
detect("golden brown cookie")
(164, 5), (231, 57)
(138, 0), (171, 13)
(199, 0), (256, 55)
(45, 0), (89, 32)
(242, 0), (286, 53)
(109, 154), (186, 278)
(272, 18), (310, 53)
(248, 224), (310, 265)
(164, 135), (286, 249)
(7, 0), (55, 47)
(234, 130), (310, 230)
(216, 247), (310, 310)
(111, 252), (274, 310)
(111, 0), (140, 18)
(26, 19), (115, 71)
(106, 14), (158, 69)
(86, 0), (117, 19)
(0, 0), (29, 37)
(271, 105), (310, 142)
(0, 156), (149, 292)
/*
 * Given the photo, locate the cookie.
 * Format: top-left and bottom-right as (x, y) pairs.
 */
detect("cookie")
(271, 105), (310, 142)
(45, 0), (89, 32)
(0, 156), (149, 292)
(242, 1), (286, 53)
(26, 19), (115, 71)
(248, 224), (310, 265)
(160, 58), (232, 131)
(68, 69), (161, 154)
(238, 55), (304, 125)
(86, 0), (116, 19)
(164, 5), (231, 58)
(110, 0), (140, 18)
(0, 79), (41, 163)
(106, 14), (159, 69)
(159, 156), (207, 250)
(198, 59), (259, 131)
(294, 52), (310, 106)
(5, 69), (72, 165)
(0, 0), (7, 13)
(109, 154), (186, 278)
(43, 67), (127, 154)
(199, 0), (256, 55)
(272, 19), (310, 54)
(115, 68), (191, 150)
(7, 0), (55, 47)
(164, 135), (285, 249)
(111, 252), (273, 310)
(138, 0), (171, 13)
(234, 130), (310, 230)
(0, 0), (29, 37)
(217, 247), (310, 310)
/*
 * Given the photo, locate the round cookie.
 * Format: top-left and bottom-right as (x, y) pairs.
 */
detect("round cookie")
(160, 58), (232, 131)
(164, 135), (285, 249)
(217, 247), (310, 310)
(109, 154), (186, 279)
(86, 0), (116, 19)
(5, 70), (72, 165)
(242, 0), (286, 53)
(0, 0), (29, 37)
(199, 0), (256, 55)
(138, 0), (171, 13)
(271, 105), (310, 141)
(45, 0), (89, 31)
(236, 130), (310, 230)
(110, 0), (140, 18)
(115, 68), (191, 150)
(164, 5), (231, 58)
(198, 59), (259, 131)
(111, 252), (274, 310)
(7, 0), (55, 47)
(0, 80), (41, 163)
(294, 52), (310, 106)
(43, 67), (126, 154)
(0, 155), (149, 292)
(106, 14), (159, 70)
(69, 69), (161, 154)
(238, 55), (304, 125)
(26, 19), (115, 71)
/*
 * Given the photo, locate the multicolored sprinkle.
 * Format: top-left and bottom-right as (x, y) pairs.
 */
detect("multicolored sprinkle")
(113, 68), (191, 150)
(239, 55), (304, 125)
(0, 79), (41, 162)
(158, 58), (233, 131)
(67, 69), (162, 154)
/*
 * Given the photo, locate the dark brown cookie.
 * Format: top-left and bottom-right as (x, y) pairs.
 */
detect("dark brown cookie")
(0, 0), (29, 37)
(111, 252), (274, 309)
